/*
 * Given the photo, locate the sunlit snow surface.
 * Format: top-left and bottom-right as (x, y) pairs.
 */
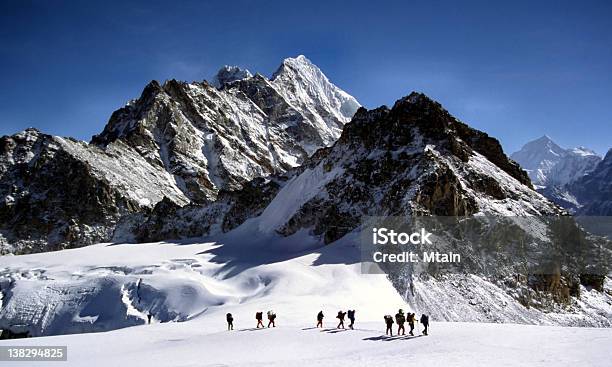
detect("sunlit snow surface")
(0, 217), (611, 366)
(0, 320), (610, 366)
(1, 217), (611, 337)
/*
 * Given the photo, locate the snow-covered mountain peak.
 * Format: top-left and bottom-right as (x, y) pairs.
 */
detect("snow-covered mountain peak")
(211, 65), (252, 88)
(265, 56), (361, 148)
(275, 54), (314, 71)
(254, 91), (554, 242)
(2, 56), (363, 254)
(511, 136), (601, 187)
(535, 134), (553, 142)
(516, 135), (565, 163)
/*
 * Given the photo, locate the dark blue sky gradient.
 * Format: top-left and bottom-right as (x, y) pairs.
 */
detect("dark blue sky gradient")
(1, 0), (611, 154)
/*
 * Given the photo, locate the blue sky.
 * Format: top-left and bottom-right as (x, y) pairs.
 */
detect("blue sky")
(1, 0), (611, 154)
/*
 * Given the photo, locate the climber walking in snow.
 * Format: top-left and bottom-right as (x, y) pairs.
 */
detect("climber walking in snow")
(336, 310), (346, 329)
(395, 309), (406, 336)
(267, 310), (276, 328)
(256, 311), (264, 328)
(407, 312), (415, 336)
(420, 314), (429, 335)
(226, 313), (234, 330)
(384, 315), (394, 336)
(347, 309), (356, 330)
(317, 311), (324, 328)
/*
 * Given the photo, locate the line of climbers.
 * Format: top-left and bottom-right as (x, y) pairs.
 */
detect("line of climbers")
(224, 309), (430, 336)
(384, 309), (428, 336)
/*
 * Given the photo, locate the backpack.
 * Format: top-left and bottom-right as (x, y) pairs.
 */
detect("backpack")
(384, 315), (394, 324)
(396, 313), (405, 324)
(347, 310), (355, 319)
(256, 312), (263, 319)
(226, 313), (233, 321)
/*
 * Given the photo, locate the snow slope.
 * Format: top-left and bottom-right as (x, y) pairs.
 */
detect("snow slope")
(1, 218), (611, 339)
(1, 219), (610, 364)
(0, 222), (405, 337)
(1, 225), (610, 365)
(0, 320), (610, 367)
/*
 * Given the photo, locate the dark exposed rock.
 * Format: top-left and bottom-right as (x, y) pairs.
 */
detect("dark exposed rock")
(270, 92), (556, 245)
(124, 177), (284, 243)
(0, 130), (147, 254)
(413, 160), (479, 216)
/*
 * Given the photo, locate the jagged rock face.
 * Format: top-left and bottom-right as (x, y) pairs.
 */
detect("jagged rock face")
(254, 92), (558, 244)
(0, 129), (189, 254)
(228, 74), (324, 157)
(121, 92), (549, 244)
(569, 149), (612, 215)
(1, 56), (360, 253)
(92, 79), (283, 202)
(117, 177), (283, 243)
(92, 55), (360, 202)
(270, 55), (361, 150)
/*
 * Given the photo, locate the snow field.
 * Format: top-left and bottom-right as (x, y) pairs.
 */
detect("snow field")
(0, 321), (610, 367)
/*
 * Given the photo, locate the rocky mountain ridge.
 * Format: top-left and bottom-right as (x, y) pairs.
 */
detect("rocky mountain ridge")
(0, 56), (360, 254)
(122, 92), (558, 244)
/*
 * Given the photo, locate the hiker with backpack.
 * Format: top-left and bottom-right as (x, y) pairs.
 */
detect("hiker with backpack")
(407, 312), (416, 336)
(256, 311), (264, 328)
(267, 310), (277, 328)
(347, 309), (356, 330)
(226, 313), (234, 330)
(395, 309), (406, 336)
(336, 310), (346, 329)
(420, 314), (429, 335)
(317, 311), (324, 328)
(384, 314), (394, 336)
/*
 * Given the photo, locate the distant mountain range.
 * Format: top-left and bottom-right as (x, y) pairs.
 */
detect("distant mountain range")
(511, 136), (612, 215)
